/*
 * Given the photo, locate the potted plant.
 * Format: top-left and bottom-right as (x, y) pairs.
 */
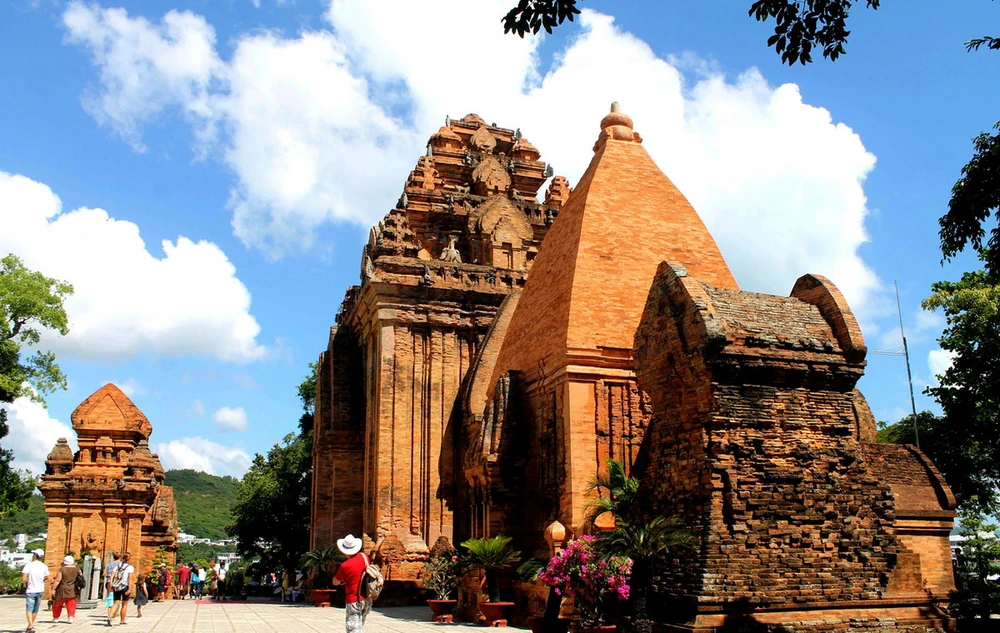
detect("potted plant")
(299, 546), (343, 607)
(518, 558), (568, 633)
(540, 535), (631, 632)
(460, 535), (521, 626)
(587, 459), (694, 633)
(423, 553), (460, 622)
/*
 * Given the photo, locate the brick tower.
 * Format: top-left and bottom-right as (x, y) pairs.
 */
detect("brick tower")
(39, 383), (178, 584)
(310, 115), (563, 578)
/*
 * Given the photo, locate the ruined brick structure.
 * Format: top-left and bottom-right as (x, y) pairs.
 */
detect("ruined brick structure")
(312, 105), (956, 631)
(40, 384), (178, 590)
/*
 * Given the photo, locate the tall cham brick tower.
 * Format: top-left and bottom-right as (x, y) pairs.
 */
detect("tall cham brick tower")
(40, 384), (178, 586)
(310, 115), (565, 578)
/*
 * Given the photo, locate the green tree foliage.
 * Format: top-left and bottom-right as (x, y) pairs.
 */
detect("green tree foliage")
(165, 469), (239, 540)
(176, 543), (231, 565)
(504, 1), (882, 65)
(950, 508), (1000, 621)
(878, 411), (998, 515)
(941, 127), (1000, 277)
(297, 361), (317, 435)
(0, 254), (73, 517)
(227, 432), (312, 570)
(920, 272), (1000, 514)
(0, 493), (46, 543)
(585, 458), (639, 524)
(228, 363), (317, 570)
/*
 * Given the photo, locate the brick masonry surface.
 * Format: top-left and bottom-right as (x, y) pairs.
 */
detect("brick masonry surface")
(39, 384), (178, 593)
(312, 106), (958, 633)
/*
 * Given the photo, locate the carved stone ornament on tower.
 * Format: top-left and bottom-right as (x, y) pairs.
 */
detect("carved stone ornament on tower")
(39, 383), (178, 595)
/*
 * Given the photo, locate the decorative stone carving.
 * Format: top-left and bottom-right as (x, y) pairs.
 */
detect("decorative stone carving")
(439, 236), (462, 263)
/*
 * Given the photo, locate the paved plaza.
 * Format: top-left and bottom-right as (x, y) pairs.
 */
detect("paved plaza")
(0, 596), (527, 633)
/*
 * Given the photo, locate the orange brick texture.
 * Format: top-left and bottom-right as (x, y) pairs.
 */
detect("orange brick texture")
(632, 263), (956, 632)
(39, 384), (178, 595)
(310, 115), (562, 584)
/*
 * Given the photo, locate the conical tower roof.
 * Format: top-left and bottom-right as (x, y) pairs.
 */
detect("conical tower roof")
(71, 383), (152, 438)
(491, 103), (738, 380)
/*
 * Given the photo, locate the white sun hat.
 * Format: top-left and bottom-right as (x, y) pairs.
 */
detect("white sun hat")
(336, 534), (363, 556)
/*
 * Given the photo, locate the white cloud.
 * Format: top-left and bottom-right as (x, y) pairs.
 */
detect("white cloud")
(0, 170), (267, 363)
(62, 2), (222, 151)
(116, 378), (146, 397)
(1, 398), (77, 476)
(153, 436), (251, 477)
(928, 348), (957, 381)
(62, 1), (882, 313)
(232, 373), (259, 390)
(189, 398), (205, 418)
(211, 406), (248, 432)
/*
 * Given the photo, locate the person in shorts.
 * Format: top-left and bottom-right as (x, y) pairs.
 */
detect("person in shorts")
(108, 552), (135, 626)
(333, 535), (371, 633)
(21, 549), (49, 633)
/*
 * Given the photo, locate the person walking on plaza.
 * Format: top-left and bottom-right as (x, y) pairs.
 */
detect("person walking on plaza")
(208, 562), (217, 600)
(176, 563), (190, 600)
(51, 555), (81, 624)
(333, 534), (371, 633)
(133, 573), (149, 617)
(103, 551), (120, 625)
(154, 564), (169, 601)
(196, 563), (207, 599)
(21, 549), (49, 633)
(108, 552), (135, 626)
(216, 562), (227, 601)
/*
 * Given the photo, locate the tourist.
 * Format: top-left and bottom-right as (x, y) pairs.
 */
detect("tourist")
(103, 551), (120, 593)
(216, 561), (227, 601)
(103, 551), (120, 625)
(155, 564), (167, 601)
(133, 573), (149, 617)
(196, 563), (207, 598)
(108, 552), (135, 626)
(208, 562), (217, 599)
(332, 534), (371, 633)
(51, 554), (81, 624)
(21, 549), (49, 633)
(177, 563), (190, 600)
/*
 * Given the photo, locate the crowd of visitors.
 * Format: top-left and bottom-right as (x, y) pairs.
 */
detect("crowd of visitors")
(18, 551), (246, 631)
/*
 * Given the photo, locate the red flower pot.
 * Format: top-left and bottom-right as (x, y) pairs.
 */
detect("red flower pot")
(479, 601), (515, 627)
(427, 599), (457, 622)
(311, 589), (336, 607)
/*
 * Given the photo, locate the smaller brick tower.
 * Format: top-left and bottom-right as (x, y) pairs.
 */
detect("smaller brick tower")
(39, 383), (178, 587)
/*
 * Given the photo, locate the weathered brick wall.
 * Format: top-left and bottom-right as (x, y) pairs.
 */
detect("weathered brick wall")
(633, 265), (953, 631)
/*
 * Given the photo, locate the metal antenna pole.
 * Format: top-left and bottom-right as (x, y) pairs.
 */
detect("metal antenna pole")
(895, 280), (920, 449)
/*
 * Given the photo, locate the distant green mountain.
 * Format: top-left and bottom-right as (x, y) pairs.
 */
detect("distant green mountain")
(0, 494), (46, 544)
(165, 469), (238, 541)
(0, 469), (238, 545)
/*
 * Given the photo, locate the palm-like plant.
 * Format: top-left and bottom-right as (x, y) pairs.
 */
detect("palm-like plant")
(299, 545), (344, 589)
(597, 517), (695, 633)
(585, 458), (640, 525)
(460, 535), (522, 602)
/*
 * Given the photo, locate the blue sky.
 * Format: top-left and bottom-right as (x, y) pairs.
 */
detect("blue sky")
(1, 0), (995, 478)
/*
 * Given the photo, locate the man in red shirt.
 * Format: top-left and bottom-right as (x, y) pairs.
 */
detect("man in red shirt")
(333, 534), (371, 633)
(176, 564), (191, 600)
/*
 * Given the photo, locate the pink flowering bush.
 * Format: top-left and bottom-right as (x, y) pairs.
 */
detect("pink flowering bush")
(539, 535), (632, 626)
(422, 554), (459, 600)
